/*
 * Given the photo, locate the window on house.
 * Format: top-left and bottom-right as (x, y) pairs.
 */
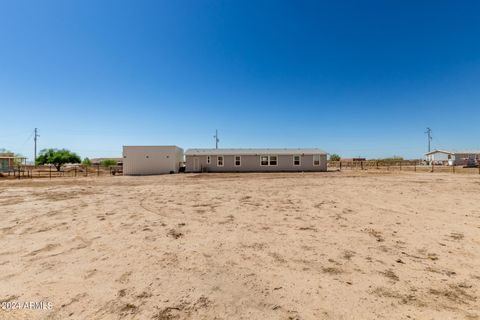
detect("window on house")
(313, 155), (321, 166)
(261, 155), (278, 166)
(293, 155), (300, 166)
(260, 156), (269, 166)
(234, 156), (241, 166)
(207, 156), (211, 164)
(217, 156), (224, 167)
(269, 156), (277, 166)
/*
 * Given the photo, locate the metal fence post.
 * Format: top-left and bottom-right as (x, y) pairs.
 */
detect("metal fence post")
(49, 165), (52, 179)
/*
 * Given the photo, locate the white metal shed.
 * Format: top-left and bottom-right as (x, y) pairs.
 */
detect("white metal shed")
(123, 146), (184, 175)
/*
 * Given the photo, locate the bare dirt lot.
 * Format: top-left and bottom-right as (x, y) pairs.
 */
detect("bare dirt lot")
(0, 172), (479, 319)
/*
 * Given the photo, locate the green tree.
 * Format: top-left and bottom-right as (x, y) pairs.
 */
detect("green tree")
(330, 154), (341, 161)
(82, 157), (92, 167)
(36, 148), (81, 171)
(101, 159), (117, 168)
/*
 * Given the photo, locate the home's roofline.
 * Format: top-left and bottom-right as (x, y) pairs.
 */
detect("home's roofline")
(424, 149), (453, 155)
(425, 149), (480, 155)
(185, 148), (327, 156)
(452, 150), (480, 154)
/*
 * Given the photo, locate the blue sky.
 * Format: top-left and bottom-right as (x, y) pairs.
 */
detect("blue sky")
(1, 0), (479, 160)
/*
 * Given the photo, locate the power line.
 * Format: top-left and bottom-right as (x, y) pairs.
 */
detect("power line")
(0, 130), (33, 139)
(20, 131), (34, 147)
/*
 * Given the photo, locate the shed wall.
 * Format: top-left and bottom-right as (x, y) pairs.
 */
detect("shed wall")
(123, 146), (183, 175)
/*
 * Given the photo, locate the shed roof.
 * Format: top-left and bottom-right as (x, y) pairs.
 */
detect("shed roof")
(185, 148), (327, 156)
(123, 145), (182, 149)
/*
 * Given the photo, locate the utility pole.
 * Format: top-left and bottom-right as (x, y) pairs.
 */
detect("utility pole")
(425, 127), (432, 153)
(34, 128), (40, 166)
(214, 129), (219, 149)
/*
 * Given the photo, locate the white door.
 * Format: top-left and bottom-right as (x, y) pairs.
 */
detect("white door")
(193, 158), (200, 172)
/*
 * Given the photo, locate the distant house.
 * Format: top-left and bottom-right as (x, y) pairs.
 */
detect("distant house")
(0, 152), (26, 171)
(185, 148), (327, 172)
(90, 157), (123, 166)
(425, 149), (480, 166)
(340, 158), (366, 162)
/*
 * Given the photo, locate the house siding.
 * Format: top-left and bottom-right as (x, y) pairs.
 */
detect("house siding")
(453, 153), (480, 166)
(186, 154), (327, 172)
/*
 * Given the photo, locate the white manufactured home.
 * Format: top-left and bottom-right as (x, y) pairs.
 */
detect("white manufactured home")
(123, 146), (184, 175)
(185, 148), (327, 172)
(425, 149), (480, 166)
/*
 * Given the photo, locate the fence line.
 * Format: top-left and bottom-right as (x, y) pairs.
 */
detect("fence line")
(0, 164), (123, 180)
(328, 160), (480, 175)
(2, 161), (479, 179)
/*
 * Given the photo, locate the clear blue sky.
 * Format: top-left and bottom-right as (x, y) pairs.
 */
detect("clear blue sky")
(1, 1), (479, 160)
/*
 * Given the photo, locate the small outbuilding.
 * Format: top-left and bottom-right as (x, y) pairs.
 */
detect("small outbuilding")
(0, 152), (27, 171)
(185, 148), (327, 172)
(123, 146), (184, 175)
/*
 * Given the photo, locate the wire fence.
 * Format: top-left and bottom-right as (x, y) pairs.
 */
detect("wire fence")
(0, 165), (123, 180)
(328, 160), (480, 174)
(2, 162), (479, 179)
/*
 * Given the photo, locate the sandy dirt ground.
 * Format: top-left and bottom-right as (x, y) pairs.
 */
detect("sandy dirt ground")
(0, 171), (479, 320)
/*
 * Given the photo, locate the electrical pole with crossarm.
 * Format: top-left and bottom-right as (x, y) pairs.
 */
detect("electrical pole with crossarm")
(34, 128), (40, 165)
(425, 127), (432, 153)
(214, 129), (219, 149)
